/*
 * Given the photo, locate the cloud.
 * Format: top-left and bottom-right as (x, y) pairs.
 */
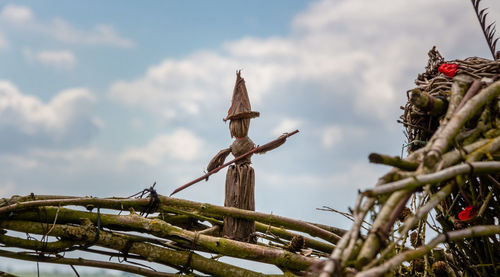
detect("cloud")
(24, 49), (77, 69)
(119, 129), (204, 166)
(0, 4), (33, 23)
(0, 81), (101, 151)
(321, 125), (366, 149)
(272, 118), (303, 136)
(109, 51), (234, 120)
(321, 125), (343, 149)
(47, 19), (134, 47)
(107, 0), (485, 123)
(0, 4), (134, 48)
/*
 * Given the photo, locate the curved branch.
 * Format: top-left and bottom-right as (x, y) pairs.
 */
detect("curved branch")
(0, 249), (179, 277)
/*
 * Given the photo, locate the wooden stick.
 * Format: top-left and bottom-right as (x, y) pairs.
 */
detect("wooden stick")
(170, 130), (299, 196)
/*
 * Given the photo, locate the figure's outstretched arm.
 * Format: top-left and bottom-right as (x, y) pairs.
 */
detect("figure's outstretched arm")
(207, 148), (231, 172)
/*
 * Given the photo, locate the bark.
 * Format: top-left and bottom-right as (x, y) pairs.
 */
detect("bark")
(224, 163), (256, 243)
(410, 88), (447, 115)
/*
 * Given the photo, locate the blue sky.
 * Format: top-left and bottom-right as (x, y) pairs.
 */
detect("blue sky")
(1, 0), (499, 273)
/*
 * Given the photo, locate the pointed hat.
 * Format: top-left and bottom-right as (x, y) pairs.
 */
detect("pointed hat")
(223, 70), (260, 121)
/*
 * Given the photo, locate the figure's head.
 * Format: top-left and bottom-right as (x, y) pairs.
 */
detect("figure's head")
(229, 118), (250, 138)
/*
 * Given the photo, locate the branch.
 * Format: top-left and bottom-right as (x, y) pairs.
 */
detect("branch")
(356, 190), (412, 265)
(357, 225), (500, 277)
(0, 249), (178, 277)
(0, 220), (265, 277)
(1, 194), (343, 245)
(364, 161), (500, 196)
(368, 153), (418, 171)
(409, 88), (447, 116)
(425, 80), (500, 167)
(11, 207), (319, 271)
(159, 196), (342, 244)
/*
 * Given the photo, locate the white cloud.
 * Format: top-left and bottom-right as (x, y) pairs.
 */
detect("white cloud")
(0, 4), (33, 24)
(119, 129), (204, 166)
(322, 125), (343, 149)
(107, 0), (484, 122)
(0, 4), (133, 47)
(272, 118), (302, 136)
(24, 49), (77, 69)
(109, 51), (235, 120)
(0, 81), (100, 148)
(47, 19), (134, 47)
(321, 125), (367, 149)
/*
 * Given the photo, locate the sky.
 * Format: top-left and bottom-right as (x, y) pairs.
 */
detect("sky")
(1, 0), (500, 274)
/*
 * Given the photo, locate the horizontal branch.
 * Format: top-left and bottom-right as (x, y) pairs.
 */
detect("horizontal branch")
(368, 153), (418, 171)
(11, 207), (318, 271)
(0, 195), (342, 245)
(160, 196), (342, 245)
(364, 161), (500, 196)
(255, 222), (334, 254)
(0, 249), (177, 277)
(0, 220), (265, 277)
(0, 233), (75, 253)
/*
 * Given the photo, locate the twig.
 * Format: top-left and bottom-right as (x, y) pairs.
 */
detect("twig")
(471, 0), (499, 60)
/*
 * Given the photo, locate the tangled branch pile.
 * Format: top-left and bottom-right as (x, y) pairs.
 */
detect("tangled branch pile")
(319, 48), (500, 277)
(0, 191), (344, 276)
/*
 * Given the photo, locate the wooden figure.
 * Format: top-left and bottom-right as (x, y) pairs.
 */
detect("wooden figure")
(207, 70), (260, 243)
(169, 71), (298, 242)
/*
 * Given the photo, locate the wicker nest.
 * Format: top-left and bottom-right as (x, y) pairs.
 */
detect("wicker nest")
(400, 46), (500, 152)
(397, 47), (500, 276)
(320, 47), (500, 277)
